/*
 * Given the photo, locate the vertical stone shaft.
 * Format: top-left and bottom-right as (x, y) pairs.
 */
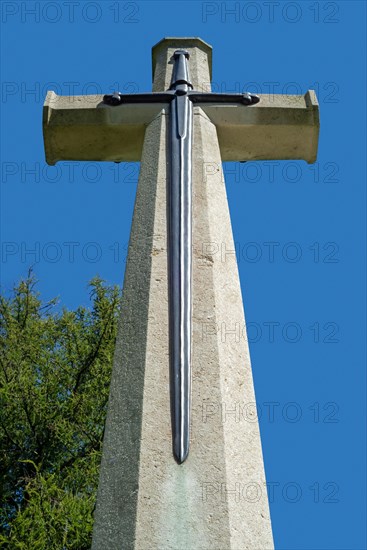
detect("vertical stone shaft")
(92, 38), (274, 549)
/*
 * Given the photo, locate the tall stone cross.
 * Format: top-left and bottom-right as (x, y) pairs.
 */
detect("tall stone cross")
(43, 37), (319, 549)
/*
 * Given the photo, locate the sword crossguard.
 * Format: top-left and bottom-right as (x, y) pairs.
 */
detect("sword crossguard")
(103, 52), (260, 109)
(103, 91), (260, 106)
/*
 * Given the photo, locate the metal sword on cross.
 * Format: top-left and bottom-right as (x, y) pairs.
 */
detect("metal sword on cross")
(43, 42), (319, 464)
(103, 49), (261, 464)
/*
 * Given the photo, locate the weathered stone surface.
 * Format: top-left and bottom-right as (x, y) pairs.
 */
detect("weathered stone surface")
(91, 38), (274, 549)
(202, 90), (319, 163)
(42, 94), (164, 164)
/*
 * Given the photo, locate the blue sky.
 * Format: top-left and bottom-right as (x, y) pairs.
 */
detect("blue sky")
(1, 1), (366, 548)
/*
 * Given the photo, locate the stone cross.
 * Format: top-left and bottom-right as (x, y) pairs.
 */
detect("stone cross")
(43, 37), (319, 549)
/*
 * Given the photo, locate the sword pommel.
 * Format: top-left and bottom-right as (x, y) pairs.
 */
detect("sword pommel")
(173, 49), (190, 59)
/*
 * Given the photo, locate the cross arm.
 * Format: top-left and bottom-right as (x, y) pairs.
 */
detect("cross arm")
(43, 91), (170, 165)
(197, 90), (319, 163)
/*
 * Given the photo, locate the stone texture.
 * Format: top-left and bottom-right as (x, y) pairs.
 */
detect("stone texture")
(201, 90), (319, 163)
(91, 38), (274, 550)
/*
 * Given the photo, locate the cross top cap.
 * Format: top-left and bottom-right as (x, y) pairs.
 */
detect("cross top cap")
(152, 37), (213, 81)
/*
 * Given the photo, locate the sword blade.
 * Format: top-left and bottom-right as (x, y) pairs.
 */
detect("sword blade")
(168, 93), (193, 464)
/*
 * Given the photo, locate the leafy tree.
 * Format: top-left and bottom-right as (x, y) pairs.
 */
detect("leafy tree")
(0, 271), (121, 548)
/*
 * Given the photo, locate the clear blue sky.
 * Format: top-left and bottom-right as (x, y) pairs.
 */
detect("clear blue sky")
(1, 1), (366, 548)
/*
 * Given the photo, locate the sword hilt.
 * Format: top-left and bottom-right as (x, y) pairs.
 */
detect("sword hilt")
(170, 49), (193, 94)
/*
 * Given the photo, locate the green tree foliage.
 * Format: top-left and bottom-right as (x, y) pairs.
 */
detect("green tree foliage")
(0, 272), (121, 548)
